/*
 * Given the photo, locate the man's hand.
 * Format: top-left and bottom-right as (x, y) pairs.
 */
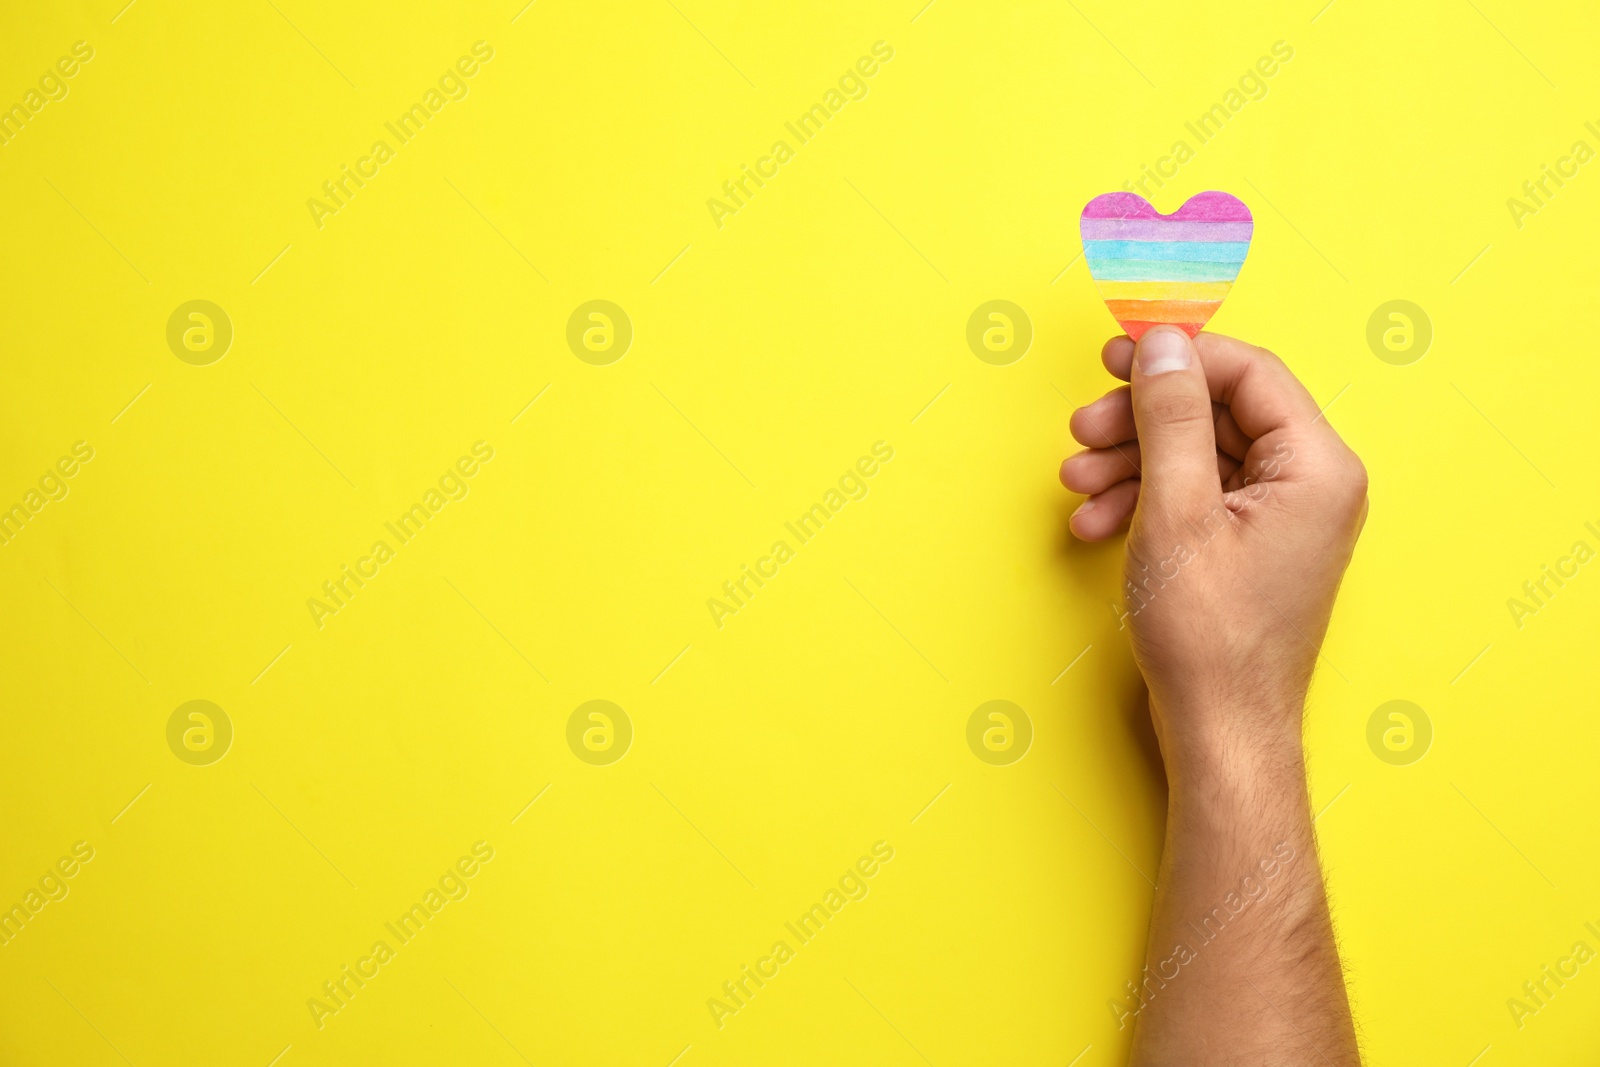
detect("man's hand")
(1060, 326), (1366, 1065)
(1061, 326), (1368, 766)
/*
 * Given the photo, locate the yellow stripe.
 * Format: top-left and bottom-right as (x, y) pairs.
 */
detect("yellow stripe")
(1095, 280), (1234, 302)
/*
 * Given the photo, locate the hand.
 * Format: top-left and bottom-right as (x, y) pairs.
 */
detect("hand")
(1059, 327), (1368, 766)
(1066, 327), (1368, 1064)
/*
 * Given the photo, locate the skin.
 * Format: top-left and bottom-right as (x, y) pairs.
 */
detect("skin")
(1060, 326), (1367, 1065)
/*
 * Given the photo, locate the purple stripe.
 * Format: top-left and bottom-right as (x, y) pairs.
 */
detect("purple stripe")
(1081, 190), (1253, 222)
(1081, 219), (1255, 242)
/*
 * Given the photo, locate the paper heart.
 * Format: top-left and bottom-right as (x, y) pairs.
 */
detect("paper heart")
(1079, 191), (1253, 341)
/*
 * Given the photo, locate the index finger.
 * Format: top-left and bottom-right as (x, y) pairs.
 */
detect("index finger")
(1099, 331), (1325, 439)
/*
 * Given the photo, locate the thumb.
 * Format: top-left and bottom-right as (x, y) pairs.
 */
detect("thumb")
(1130, 326), (1222, 517)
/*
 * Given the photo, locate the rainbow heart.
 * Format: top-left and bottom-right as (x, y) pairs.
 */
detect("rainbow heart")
(1079, 191), (1253, 341)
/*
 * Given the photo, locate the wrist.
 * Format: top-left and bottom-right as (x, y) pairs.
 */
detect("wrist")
(1152, 700), (1308, 809)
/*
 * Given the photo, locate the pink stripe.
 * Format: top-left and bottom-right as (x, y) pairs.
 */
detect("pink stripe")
(1081, 191), (1253, 222)
(1081, 218), (1254, 242)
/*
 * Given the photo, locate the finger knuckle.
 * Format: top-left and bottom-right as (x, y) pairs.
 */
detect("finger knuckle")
(1319, 450), (1368, 510)
(1347, 451), (1369, 489)
(1343, 454), (1369, 503)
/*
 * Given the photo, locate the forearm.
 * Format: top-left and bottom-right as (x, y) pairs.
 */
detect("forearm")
(1128, 713), (1359, 1065)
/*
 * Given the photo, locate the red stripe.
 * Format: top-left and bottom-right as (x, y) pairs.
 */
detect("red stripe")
(1117, 320), (1205, 341)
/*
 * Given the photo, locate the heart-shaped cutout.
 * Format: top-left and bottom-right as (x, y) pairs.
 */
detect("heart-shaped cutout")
(1079, 191), (1253, 341)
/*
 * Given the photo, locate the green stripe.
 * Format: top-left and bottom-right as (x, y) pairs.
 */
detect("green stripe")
(1088, 260), (1243, 282)
(1084, 240), (1250, 262)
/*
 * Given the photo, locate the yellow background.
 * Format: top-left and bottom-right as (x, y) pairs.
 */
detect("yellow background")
(1, 0), (1597, 1063)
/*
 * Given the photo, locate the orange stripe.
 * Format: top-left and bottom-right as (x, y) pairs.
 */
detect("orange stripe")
(1104, 299), (1221, 325)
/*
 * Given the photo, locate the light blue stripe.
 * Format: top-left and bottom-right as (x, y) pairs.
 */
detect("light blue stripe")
(1086, 259), (1243, 282)
(1084, 240), (1249, 263)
